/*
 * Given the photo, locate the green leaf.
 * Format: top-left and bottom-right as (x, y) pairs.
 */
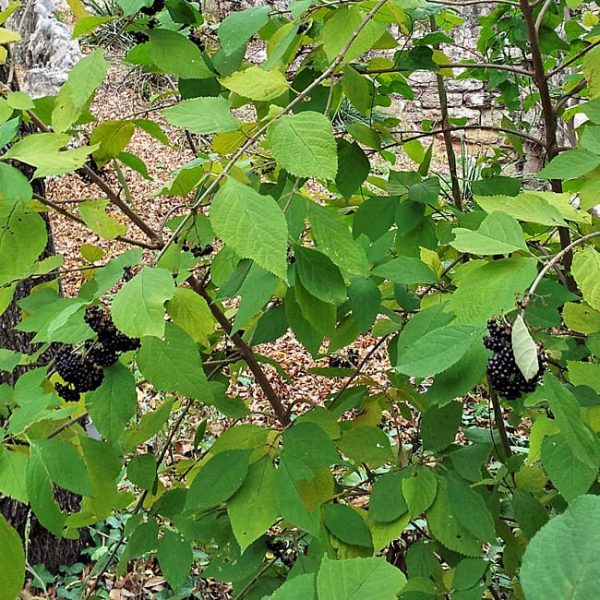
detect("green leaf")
(34, 439), (92, 496)
(348, 278), (381, 333)
(316, 556), (407, 600)
(568, 361), (600, 393)
(157, 530), (193, 589)
(0, 448), (28, 503)
(322, 6), (387, 64)
(427, 476), (482, 557)
(475, 193), (565, 226)
(402, 466), (437, 517)
(396, 324), (483, 377)
(447, 257), (538, 325)
(421, 401), (463, 452)
(78, 199), (128, 240)
(269, 574), (317, 600)
(323, 503), (372, 547)
(337, 425), (394, 468)
(186, 449), (251, 509)
(162, 97), (239, 134)
(295, 247), (346, 305)
(111, 266), (175, 338)
(538, 150), (600, 180)
(521, 495), (600, 599)
(283, 422), (339, 470)
(148, 30), (212, 78)
(295, 281), (336, 336)
(572, 246), (600, 311)
(2, 132), (98, 178)
(372, 256), (437, 285)
(210, 178), (288, 280)
(127, 454), (157, 491)
(123, 398), (175, 449)
(542, 435), (596, 503)
(352, 196), (397, 242)
(512, 489), (548, 540)
(52, 49), (108, 132)
(26, 445), (66, 536)
(0, 203), (47, 286)
(0, 163), (32, 203)
(220, 65), (289, 101)
(86, 362), (137, 444)
(0, 515), (25, 600)
(369, 472), (408, 523)
(227, 457), (279, 552)
(218, 6), (270, 54)
(308, 203), (370, 277)
(90, 120), (135, 167)
(542, 373), (600, 469)
(511, 314), (539, 381)
(408, 177), (440, 205)
(563, 302), (600, 335)
(583, 45), (600, 98)
(336, 139), (370, 199)
(166, 287), (216, 345)
(137, 323), (210, 400)
(268, 112), (338, 180)
(451, 211), (527, 255)
(447, 474), (496, 543)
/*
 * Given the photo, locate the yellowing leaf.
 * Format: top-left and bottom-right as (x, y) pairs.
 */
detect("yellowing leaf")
(220, 65), (289, 101)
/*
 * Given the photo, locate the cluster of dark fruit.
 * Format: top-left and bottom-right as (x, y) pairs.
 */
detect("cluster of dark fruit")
(131, 31), (149, 44)
(485, 318), (546, 400)
(54, 307), (141, 401)
(328, 348), (360, 369)
(182, 243), (213, 258)
(266, 538), (297, 568)
(140, 0), (164, 16)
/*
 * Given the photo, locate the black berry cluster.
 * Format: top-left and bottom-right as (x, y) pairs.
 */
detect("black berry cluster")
(182, 243), (213, 258)
(485, 318), (546, 400)
(140, 0), (164, 16)
(54, 346), (104, 400)
(53, 306), (141, 402)
(131, 31), (149, 44)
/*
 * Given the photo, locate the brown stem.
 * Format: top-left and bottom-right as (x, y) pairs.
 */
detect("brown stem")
(546, 39), (600, 79)
(490, 385), (512, 459)
(187, 276), (290, 426)
(519, 0), (576, 291)
(430, 16), (462, 210)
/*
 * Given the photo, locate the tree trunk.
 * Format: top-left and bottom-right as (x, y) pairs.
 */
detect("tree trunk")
(0, 62), (92, 575)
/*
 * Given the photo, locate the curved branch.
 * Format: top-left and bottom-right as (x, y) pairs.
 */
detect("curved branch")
(546, 39), (600, 79)
(362, 62), (534, 78)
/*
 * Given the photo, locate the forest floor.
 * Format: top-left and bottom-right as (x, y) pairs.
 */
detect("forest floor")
(31, 55), (508, 598)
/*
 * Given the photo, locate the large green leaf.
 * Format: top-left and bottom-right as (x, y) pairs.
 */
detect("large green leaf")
(337, 426), (394, 468)
(372, 256), (437, 285)
(86, 363), (138, 444)
(111, 266), (175, 338)
(52, 49), (108, 132)
(521, 495), (600, 599)
(322, 6), (388, 64)
(34, 439), (92, 496)
(78, 200), (128, 240)
(336, 139), (370, 199)
(0, 515), (25, 600)
(90, 120), (135, 167)
(227, 457), (279, 552)
(267, 112), (338, 180)
(220, 65), (289, 101)
(166, 287), (216, 345)
(162, 97), (239, 134)
(269, 574), (317, 600)
(308, 203), (370, 277)
(369, 472), (408, 523)
(572, 246), (600, 311)
(148, 30), (212, 78)
(538, 150), (600, 180)
(323, 503), (372, 547)
(0, 163), (32, 203)
(396, 324), (484, 377)
(137, 323), (210, 400)
(157, 530), (193, 589)
(0, 203), (47, 286)
(295, 247), (346, 305)
(316, 556), (407, 600)
(218, 6), (270, 54)
(186, 449), (251, 509)
(542, 435), (596, 502)
(402, 466), (437, 518)
(2, 132), (97, 178)
(584, 46), (600, 98)
(451, 211), (527, 255)
(447, 257), (538, 324)
(475, 193), (565, 226)
(210, 178), (288, 280)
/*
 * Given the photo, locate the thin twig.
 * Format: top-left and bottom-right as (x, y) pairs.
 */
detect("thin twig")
(489, 385), (512, 458)
(546, 39), (600, 79)
(362, 62), (534, 78)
